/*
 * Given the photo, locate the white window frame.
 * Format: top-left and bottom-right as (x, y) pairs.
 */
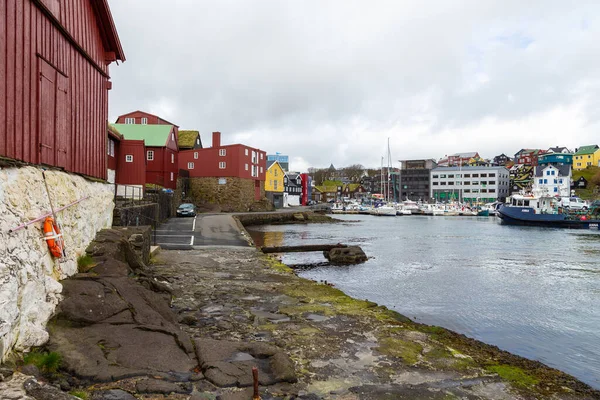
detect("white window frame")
(141, 117), (148, 125)
(147, 150), (154, 161)
(260, 167), (263, 173)
(125, 117), (135, 124)
(219, 149), (226, 156)
(125, 155), (133, 162)
(260, 153), (263, 159)
(194, 152), (198, 159)
(171, 153), (175, 163)
(171, 133), (175, 141)
(170, 172), (174, 181)
(107, 139), (115, 157)
(219, 161), (226, 169)
(245, 163), (248, 171)
(245, 149), (249, 156)
(188, 162), (194, 169)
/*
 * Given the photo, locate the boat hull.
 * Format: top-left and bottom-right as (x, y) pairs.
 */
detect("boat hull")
(497, 205), (600, 230)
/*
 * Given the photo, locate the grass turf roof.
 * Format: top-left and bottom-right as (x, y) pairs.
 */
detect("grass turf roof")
(178, 130), (199, 148)
(112, 124), (173, 147)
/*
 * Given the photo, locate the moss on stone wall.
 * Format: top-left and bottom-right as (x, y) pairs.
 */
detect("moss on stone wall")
(188, 177), (266, 212)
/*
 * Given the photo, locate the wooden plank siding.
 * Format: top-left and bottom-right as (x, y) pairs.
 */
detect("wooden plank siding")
(1, 0), (122, 180)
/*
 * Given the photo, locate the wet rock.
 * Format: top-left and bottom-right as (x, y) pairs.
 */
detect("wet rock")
(48, 324), (197, 382)
(54, 280), (129, 324)
(23, 378), (77, 399)
(195, 339), (297, 388)
(19, 364), (41, 379)
(90, 389), (137, 400)
(324, 246), (367, 265)
(135, 378), (192, 394)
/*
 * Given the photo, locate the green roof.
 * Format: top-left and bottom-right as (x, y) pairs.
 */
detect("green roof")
(178, 130), (199, 148)
(315, 185), (338, 193)
(112, 124), (173, 147)
(575, 145), (599, 155)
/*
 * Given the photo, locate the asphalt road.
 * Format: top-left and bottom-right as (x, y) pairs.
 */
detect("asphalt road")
(154, 214), (249, 250)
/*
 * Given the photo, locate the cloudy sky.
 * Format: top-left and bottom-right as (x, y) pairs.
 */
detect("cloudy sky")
(108, 1), (600, 172)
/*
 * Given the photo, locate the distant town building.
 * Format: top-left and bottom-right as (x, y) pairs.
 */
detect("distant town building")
(430, 166), (510, 203)
(438, 152), (480, 167)
(107, 124), (146, 199)
(573, 145), (600, 170)
(265, 161), (285, 208)
(509, 164), (534, 193)
(492, 154), (511, 166)
(283, 172), (302, 207)
(399, 159), (437, 202)
(546, 146), (572, 154)
(267, 154), (289, 172)
(532, 164), (571, 197)
(513, 149), (546, 166)
(573, 176), (588, 189)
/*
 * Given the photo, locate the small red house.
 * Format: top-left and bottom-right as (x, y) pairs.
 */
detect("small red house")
(179, 132), (266, 200)
(112, 123), (179, 189)
(1, 0), (125, 179)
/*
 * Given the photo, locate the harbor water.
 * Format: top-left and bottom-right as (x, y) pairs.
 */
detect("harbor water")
(246, 214), (600, 389)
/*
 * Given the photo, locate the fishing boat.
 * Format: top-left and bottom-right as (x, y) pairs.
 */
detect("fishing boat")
(497, 193), (600, 229)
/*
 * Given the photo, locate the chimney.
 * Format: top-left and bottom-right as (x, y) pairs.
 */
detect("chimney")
(212, 131), (221, 148)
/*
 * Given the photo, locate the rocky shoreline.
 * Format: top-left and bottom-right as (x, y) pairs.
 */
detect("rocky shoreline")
(1, 214), (599, 399)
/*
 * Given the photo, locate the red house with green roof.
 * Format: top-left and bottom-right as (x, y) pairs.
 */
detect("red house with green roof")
(112, 123), (179, 189)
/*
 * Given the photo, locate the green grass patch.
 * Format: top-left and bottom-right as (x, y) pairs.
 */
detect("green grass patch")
(23, 350), (62, 373)
(69, 390), (89, 400)
(486, 365), (539, 387)
(376, 337), (423, 365)
(77, 255), (96, 273)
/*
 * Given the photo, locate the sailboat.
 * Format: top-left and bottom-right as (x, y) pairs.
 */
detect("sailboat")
(372, 139), (397, 216)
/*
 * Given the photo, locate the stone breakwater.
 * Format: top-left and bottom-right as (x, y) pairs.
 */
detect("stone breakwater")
(0, 166), (113, 361)
(2, 223), (598, 399)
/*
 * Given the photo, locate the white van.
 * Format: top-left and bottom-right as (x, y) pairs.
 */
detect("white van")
(560, 197), (588, 210)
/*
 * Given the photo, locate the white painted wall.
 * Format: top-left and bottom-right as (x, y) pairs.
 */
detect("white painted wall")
(0, 166), (114, 360)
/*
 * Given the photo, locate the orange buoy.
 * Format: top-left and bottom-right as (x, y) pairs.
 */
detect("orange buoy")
(43, 216), (64, 258)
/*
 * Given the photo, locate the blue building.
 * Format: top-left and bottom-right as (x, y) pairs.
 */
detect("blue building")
(267, 154), (289, 172)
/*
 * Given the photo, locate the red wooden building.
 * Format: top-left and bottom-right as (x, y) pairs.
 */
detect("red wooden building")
(116, 110), (179, 129)
(1, 0), (125, 179)
(179, 132), (266, 200)
(107, 124), (146, 198)
(112, 123), (179, 189)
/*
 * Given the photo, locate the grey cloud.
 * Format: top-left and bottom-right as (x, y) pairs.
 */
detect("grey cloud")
(108, 0), (600, 169)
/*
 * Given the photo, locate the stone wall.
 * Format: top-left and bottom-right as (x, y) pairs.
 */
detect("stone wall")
(0, 166), (114, 360)
(187, 177), (266, 212)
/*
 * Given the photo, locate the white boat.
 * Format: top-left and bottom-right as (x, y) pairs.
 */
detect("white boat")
(371, 204), (397, 216)
(402, 199), (420, 213)
(396, 204), (412, 215)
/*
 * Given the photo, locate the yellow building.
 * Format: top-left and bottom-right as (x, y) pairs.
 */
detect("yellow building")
(265, 161), (284, 192)
(573, 145), (600, 170)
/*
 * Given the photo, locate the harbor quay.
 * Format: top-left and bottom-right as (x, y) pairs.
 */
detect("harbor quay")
(4, 212), (597, 399)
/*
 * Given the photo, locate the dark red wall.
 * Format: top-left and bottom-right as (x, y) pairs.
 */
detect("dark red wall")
(143, 126), (179, 189)
(179, 144), (266, 181)
(1, 0), (121, 179)
(116, 140), (146, 185)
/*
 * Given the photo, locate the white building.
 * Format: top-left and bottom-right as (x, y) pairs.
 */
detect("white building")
(532, 164), (571, 197)
(430, 166), (510, 203)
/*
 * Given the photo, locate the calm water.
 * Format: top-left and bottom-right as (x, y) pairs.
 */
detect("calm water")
(247, 214), (600, 389)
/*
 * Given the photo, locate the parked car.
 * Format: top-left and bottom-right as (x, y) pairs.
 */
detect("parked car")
(176, 203), (196, 217)
(560, 197), (588, 210)
(307, 200), (317, 206)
